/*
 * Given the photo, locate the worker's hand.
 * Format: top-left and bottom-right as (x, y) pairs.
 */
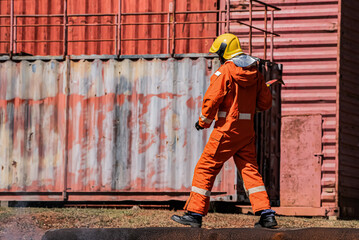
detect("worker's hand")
(266, 79), (285, 87)
(195, 121), (204, 131)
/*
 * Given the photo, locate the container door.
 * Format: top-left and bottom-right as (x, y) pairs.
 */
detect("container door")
(280, 115), (322, 207)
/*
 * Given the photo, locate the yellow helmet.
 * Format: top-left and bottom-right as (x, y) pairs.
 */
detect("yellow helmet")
(209, 33), (243, 60)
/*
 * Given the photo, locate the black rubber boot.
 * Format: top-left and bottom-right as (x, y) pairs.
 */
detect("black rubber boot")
(254, 213), (278, 228)
(171, 212), (202, 228)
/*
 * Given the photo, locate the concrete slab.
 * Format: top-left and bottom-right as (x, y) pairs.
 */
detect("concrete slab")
(42, 227), (359, 240)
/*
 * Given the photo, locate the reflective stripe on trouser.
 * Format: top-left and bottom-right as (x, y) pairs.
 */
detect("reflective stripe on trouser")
(184, 186), (212, 214)
(184, 130), (271, 215)
(184, 191), (211, 216)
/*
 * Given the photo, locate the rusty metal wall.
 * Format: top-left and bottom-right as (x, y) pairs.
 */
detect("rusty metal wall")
(121, 0), (218, 55)
(0, 0), (10, 54)
(0, 0), (120, 55)
(228, 0), (339, 215)
(0, 60), (67, 200)
(0, 57), (238, 202)
(269, 0), (339, 215)
(67, 0), (117, 56)
(0, 0), (218, 56)
(339, 0), (359, 218)
(0, 0), (64, 56)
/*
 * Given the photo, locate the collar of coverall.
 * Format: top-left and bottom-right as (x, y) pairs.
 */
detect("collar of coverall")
(228, 54), (259, 68)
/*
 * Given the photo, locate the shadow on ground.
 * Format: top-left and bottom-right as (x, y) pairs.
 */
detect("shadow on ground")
(42, 227), (359, 240)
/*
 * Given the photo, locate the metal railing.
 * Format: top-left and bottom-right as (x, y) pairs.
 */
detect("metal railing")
(0, 0), (280, 59)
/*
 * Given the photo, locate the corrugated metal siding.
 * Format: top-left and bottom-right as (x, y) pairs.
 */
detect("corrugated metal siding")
(270, 0), (338, 211)
(0, 0), (10, 54)
(339, 0), (359, 218)
(0, 60), (67, 196)
(0, 58), (237, 201)
(230, 0), (339, 210)
(67, 0), (116, 56)
(8, 0), (64, 56)
(121, 0), (218, 55)
(0, 0), (218, 56)
(272, 0), (338, 211)
(66, 58), (221, 193)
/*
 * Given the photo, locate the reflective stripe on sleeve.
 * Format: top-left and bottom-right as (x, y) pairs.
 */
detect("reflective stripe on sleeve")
(247, 185), (266, 195)
(200, 113), (213, 124)
(218, 111), (226, 118)
(192, 186), (211, 197)
(239, 113), (251, 120)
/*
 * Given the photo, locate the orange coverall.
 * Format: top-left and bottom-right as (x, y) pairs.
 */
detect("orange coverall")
(184, 60), (272, 215)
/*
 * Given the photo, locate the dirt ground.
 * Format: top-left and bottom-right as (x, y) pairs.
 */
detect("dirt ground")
(1, 206), (359, 240)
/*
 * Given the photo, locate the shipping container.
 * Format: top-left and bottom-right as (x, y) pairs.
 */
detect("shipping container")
(233, 0), (358, 218)
(0, 57), (281, 204)
(338, 0), (359, 218)
(0, 0), (219, 56)
(0, 58), (235, 201)
(0, 0), (277, 57)
(245, 0), (340, 217)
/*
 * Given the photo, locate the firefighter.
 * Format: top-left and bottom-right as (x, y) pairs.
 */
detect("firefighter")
(171, 33), (277, 228)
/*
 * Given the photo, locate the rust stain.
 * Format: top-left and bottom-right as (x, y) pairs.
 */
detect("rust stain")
(159, 104), (170, 153)
(137, 92), (183, 118)
(116, 94), (126, 106)
(186, 96), (202, 110)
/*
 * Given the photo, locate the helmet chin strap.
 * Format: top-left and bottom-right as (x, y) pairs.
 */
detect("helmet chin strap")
(216, 42), (227, 59)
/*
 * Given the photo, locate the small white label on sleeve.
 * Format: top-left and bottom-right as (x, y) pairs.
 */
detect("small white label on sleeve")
(214, 71), (221, 76)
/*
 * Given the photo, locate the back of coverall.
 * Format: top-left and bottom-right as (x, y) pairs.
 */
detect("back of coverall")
(184, 60), (272, 216)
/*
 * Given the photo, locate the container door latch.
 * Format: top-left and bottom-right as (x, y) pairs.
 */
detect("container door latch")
(314, 152), (324, 164)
